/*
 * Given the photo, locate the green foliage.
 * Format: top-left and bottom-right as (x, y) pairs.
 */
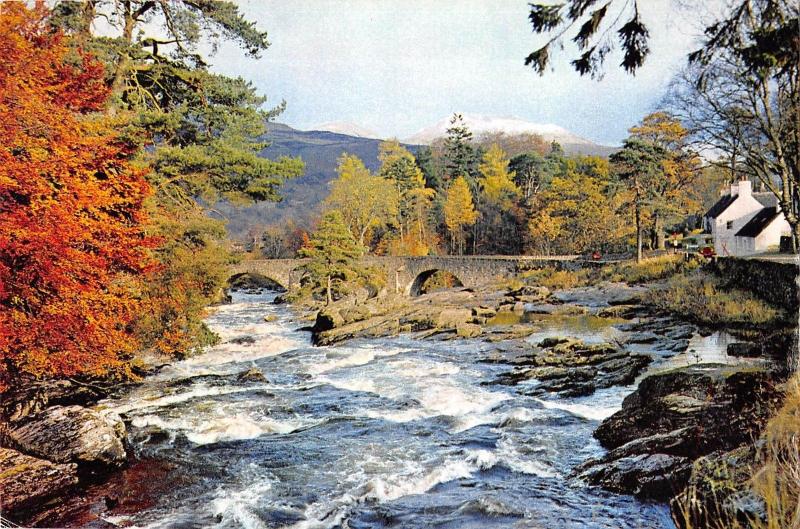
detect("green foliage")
(49, 0), (306, 357)
(133, 205), (231, 357)
(442, 113), (480, 187)
(299, 210), (366, 304)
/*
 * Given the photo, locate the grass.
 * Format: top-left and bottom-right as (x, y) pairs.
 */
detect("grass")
(600, 253), (702, 284)
(519, 267), (592, 290)
(516, 254), (702, 291)
(642, 271), (785, 327)
(674, 375), (800, 529)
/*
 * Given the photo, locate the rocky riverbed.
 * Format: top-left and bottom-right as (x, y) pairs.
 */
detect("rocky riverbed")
(1, 276), (792, 528)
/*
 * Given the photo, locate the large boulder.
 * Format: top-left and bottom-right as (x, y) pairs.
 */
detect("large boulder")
(437, 308), (472, 328)
(594, 365), (781, 453)
(1, 379), (103, 422)
(0, 447), (78, 515)
(456, 322), (482, 338)
(312, 307), (344, 333)
(6, 405), (127, 470)
(579, 365), (782, 501)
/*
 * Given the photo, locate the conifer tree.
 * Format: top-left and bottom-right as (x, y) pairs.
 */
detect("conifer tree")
(300, 211), (364, 305)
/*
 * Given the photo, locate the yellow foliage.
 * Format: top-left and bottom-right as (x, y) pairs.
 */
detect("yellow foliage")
(443, 176), (478, 254)
(478, 143), (520, 204)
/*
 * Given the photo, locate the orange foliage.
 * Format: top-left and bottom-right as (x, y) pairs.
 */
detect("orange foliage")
(0, 3), (155, 390)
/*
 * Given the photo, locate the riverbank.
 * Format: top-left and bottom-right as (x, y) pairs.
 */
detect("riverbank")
(2, 256), (796, 528)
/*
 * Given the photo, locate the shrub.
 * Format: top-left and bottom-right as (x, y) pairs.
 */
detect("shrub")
(521, 268), (590, 290)
(602, 254), (701, 284)
(643, 271), (785, 327)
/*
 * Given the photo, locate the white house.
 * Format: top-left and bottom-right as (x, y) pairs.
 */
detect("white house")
(703, 180), (791, 256)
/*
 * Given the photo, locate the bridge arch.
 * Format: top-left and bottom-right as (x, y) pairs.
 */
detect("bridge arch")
(227, 271), (288, 292)
(408, 269), (465, 296)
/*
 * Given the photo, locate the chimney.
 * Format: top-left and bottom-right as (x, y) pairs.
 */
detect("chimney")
(730, 183), (738, 196)
(738, 179), (752, 198)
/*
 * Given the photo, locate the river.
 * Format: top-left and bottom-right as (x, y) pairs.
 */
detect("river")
(75, 290), (748, 529)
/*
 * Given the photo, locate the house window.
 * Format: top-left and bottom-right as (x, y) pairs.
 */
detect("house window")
(726, 221), (734, 230)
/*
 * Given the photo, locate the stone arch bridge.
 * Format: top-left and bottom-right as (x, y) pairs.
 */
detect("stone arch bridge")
(228, 255), (588, 296)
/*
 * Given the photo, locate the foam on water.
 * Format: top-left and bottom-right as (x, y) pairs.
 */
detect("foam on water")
(534, 397), (620, 421)
(131, 411), (309, 445)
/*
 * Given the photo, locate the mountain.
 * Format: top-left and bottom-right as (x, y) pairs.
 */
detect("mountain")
(220, 118), (615, 238)
(304, 121), (382, 139)
(219, 123), (414, 238)
(404, 113), (614, 156)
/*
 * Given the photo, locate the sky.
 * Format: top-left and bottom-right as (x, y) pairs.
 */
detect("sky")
(208, 0), (711, 146)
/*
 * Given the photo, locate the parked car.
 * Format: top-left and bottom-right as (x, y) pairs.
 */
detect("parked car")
(700, 246), (716, 258)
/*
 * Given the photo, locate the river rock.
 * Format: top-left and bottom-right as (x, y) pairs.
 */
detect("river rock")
(237, 368), (267, 383)
(0, 447), (78, 515)
(1, 379), (104, 423)
(491, 339), (651, 397)
(472, 306), (497, 318)
(597, 305), (640, 319)
(581, 365), (782, 500)
(508, 285), (551, 301)
(456, 322), (482, 338)
(670, 444), (763, 529)
(312, 307), (344, 333)
(437, 308), (472, 328)
(726, 342), (761, 357)
(6, 405), (127, 469)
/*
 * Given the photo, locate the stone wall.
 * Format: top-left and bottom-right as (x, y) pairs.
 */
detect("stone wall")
(709, 257), (799, 311)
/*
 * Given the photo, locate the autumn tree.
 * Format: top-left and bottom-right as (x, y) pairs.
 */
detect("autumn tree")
(325, 154), (398, 249)
(0, 3), (154, 388)
(299, 211), (365, 305)
(378, 140), (435, 255)
(671, 3), (799, 251)
(476, 144), (524, 253)
(444, 177), (479, 255)
(50, 0), (305, 354)
(478, 144), (521, 204)
(528, 157), (628, 255)
(612, 113), (700, 260)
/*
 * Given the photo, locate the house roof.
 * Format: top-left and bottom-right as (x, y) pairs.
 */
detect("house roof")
(754, 192), (779, 208)
(735, 207), (781, 238)
(704, 194), (738, 219)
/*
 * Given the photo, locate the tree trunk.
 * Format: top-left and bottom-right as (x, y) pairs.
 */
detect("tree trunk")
(325, 275), (332, 305)
(635, 203), (643, 263)
(654, 213), (665, 250)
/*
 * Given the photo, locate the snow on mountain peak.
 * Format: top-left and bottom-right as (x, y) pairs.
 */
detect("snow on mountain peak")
(305, 121), (382, 140)
(403, 113), (595, 146)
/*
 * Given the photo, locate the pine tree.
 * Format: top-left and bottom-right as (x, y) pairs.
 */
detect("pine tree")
(443, 114), (478, 186)
(299, 211), (364, 305)
(443, 177), (478, 255)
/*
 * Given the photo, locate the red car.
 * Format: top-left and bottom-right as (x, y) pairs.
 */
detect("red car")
(700, 246), (716, 258)
(591, 251), (602, 261)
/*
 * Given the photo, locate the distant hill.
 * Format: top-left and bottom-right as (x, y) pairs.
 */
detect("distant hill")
(404, 113), (616, 157)
(220, 120), (616, 239)
(304, 121), (382, 139)
(219, 123), (414, 238)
